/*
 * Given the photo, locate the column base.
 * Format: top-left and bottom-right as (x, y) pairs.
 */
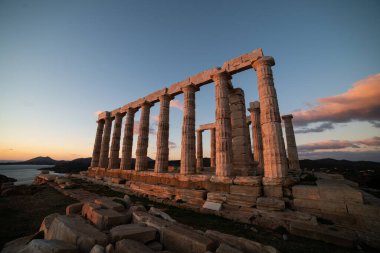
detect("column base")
(262, 177), (284, 198)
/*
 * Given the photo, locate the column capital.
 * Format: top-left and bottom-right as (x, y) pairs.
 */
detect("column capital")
(247, 101), (260, 112)
(281, 114), (293, 121)
(159, 93), (173, 102)
(196, 129), (204, 133)
(126, 107), (138, 115)
(139, 100), (153, 108)
(252, 56), (275, 70)
(211, 71), (232, 82)
(181, 83), (199, 93)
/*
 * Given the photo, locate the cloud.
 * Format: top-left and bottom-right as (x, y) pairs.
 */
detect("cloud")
(369, 120), (380, 128)
(133, 121), (156, 135)
(170, 99), (183, 111)
(298, 136), (380, 152)
(169, 141), (177, 149)
(292, 74), (380, 128)
(151, 115), (159, 123)
(295, 122), (335, 134)
(299, 150), (380, 162)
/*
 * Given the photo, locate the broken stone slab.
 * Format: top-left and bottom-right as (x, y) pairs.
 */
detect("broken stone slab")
(148, 207), (176, 222)
(46, 214), (108, 253)
(39, 213), (60, 237)
(94, 197), (125, 211)
(1, 234), (36, 253)
(206, 192), (227, 203)
(229, 185), (261, 197)
(225, 194), (257, 207)
(66, 203), (84, 215)
(162, 224), (217, 253)
(256, 197), (285, 211)
(90, 244), (105, 253)
(110, 223), (157, 243)
(17, 239), (79, 253)
(233, 176), (262, 186)
(115, 239), (154, 253)
(89, 208), (130, 230)
(202, 201), (222, 211)
(216, 243), (243, 253)
(132, 211), (173, 243)
(205, 230), (279, 253)
(292, 185), (320, 200)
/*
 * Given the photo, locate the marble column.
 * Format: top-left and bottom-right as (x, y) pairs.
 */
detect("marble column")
(135, 102), (151, 171)
(252, 57), (287, 197)
(108, 112), (124, 169)
(180, 84), (197, 175)
(248, 101), (264, 175)
(196, 129), (203, 172)
(212, 72), (233, 178)
(282, 114), (301, 174)
(98, 112), (113, 168)
(120, 108), (136, 170)
(229, 88), (253, 176)
(155, 94), (171, 173)
(210, 128), (216, 168)
(90, 119), (105, 168)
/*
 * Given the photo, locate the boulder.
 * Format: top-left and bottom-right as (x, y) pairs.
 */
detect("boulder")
(66, 203), (84, 215)
(18, 239), (78, 253)
(88, 207), (131, 230)
(110, 224), (157, 243)
(148, 207), (176, 222)
(46, 214), (108, 252)
(115, 239), (154, 253)
(216, 243), (243, 253)
(202, 201), (222, 211)
(90, 244), (105, 253)
(105, 244), (115, 253)
(39, 213), (60, 237)
(162, 224), (217, 253)
(94, 197), (125, 211)
(256, 197), (285, 211)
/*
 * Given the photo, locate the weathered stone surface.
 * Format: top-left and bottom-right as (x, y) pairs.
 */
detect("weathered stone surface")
(39, 213), (60, 237)
(233, 176), (262, 186)
(18, 239), (79, 253)
(115, 239), (154, 253)
(282, 114), (301, 174)
(346, 203), (380, 219)
(88, 208), (130, 230)
(120, 108), (136, 170)
(155, 94), (171, 173)
(248, 101), (264, 174)
(90, 244), (105, 253)
(205, 230), (279, 253)
(206, 192), (227, 203)
(66, 203), (84, 215)
(174, 188), (206, 205)
(216, 243), (243, 253)
(91, 120), (105, 167)
(132, 211), (172, 242)
(110, 224), (157, 243)
(147, 241), (163, 251)
(203, 201), (222, 211)
(130, 182), (175, 199)
(105, 244), (115, 253)
(225, 194), (257, 207)
(148, 207), (176, 223)
(256, 197), (285, 211)
(1, 234), (35, 253)
(135, 102), (151, 171)
(95, 197), (125, 211)
(196, 130), (204, 171)
(292, 185), (320, 200)
(46, 215), (108, 252)
(162, 225), (217, 253)
(99, 114), (112, 168)
(317, 180), (363, 203)
(230, 185), (261, 197)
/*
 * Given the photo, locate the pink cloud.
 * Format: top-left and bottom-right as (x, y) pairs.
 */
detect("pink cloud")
(170, 99), (183, 111)
(292, 74), (380, 127)
(151, 115), (159, 124)
(169, 141), (177, 149)
(298, 136), (380, 152)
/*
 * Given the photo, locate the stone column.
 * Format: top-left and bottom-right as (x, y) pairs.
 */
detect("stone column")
(248, 101), (264, 175)
(210, 128), (216, 168)
(282, 114), (301, 174)
(135, 101), (151, 171)
(98, 112), (113, 169)
(108, 112), (124, 169)
(196, 130), (203, 172)
(90, 120), (105, 168)
(253, 57), (287, 197)
(154, 94), (171, 173)
(212, 72), (233, 178)
(229, 88), (253, 176)
(180, 84), (197, 175)
(120, 108), (136, 170)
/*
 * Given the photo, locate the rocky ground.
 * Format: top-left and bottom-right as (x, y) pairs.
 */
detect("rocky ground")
(0, 174), (376, 253)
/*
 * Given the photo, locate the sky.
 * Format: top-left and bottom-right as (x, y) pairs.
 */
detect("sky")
(0, 0), (379, 162)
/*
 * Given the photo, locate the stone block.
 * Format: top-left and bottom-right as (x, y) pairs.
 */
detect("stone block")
(130, 182), (175, 199)
(256, 197), (285, 211)
(216, 243), (243, 253)
(225, 194), (257, 207)
(94, 197), (125, 211)
(46, 215), (108, 252)
(18, 239), (79, 253)
(293, 199), (321, 214)
(66, 203), (84, 215)
(233, 176), (262, 186)
(346, 203), (380, 219)
(162, 225), (217, 253)
(317, 180), (363, 203)
(110, 224), (157, 243)
(207, 192), (227, 203)
(147, 241), (163, 251)
(89, 208), (130, 230)
(203, 201), (222, 211)
(39, 213), (60, 237)
(230, 185), (261, 197)
(292, 185), (320, 200)
(115, 239), (154, 253)
(175, 188), (206, 205)
(263, 185), (283, 198)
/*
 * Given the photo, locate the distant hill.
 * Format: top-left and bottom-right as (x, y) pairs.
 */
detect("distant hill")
(0, 156), (61, 165)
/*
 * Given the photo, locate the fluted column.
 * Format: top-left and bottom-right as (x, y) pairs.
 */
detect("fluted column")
(120, 108), (136, 170)
(253, 57), (287, 197)
(108, 112), (124, 169)
(212, 72), (233, 178)
(229, 88), (253, 176)
(98, 112), (113, 168)
(210, 128), (216, 168)
(155, 94), (171, 173)
(282, 114), (301, 174)
(180, 84), (197, 175)
(248, 101), (264, 175)
(90, 120), (105, 168)
(196, 130), (203, 172)
(135, 102), (151, 171)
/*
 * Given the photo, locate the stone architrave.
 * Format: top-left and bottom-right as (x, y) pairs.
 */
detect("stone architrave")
(229, 88), (253, 176)
(155, 94), (171, 173)
(180, 84), (197, 175)
(90, 120), (105, 168)
(282, 114), (301, 174)
(108, 113), (124, 169)
(212, 72), (233, 178)
(98, 112), (113, 169)
(135, 102), (152, 171)
(120, 108), (137, 170)
(252, 57), (287, 196)
(248, 101), (264, 175)
(210, 128), (216, 168)
(196, 130), (204, 172)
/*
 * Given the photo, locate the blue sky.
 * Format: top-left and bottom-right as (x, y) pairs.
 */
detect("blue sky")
(0, 0), (379, 161)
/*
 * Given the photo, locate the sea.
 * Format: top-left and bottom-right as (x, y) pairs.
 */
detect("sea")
(0, 164), (58, 185)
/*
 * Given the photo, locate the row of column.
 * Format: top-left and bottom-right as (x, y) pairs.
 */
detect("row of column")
(90, 55), (300, 183)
